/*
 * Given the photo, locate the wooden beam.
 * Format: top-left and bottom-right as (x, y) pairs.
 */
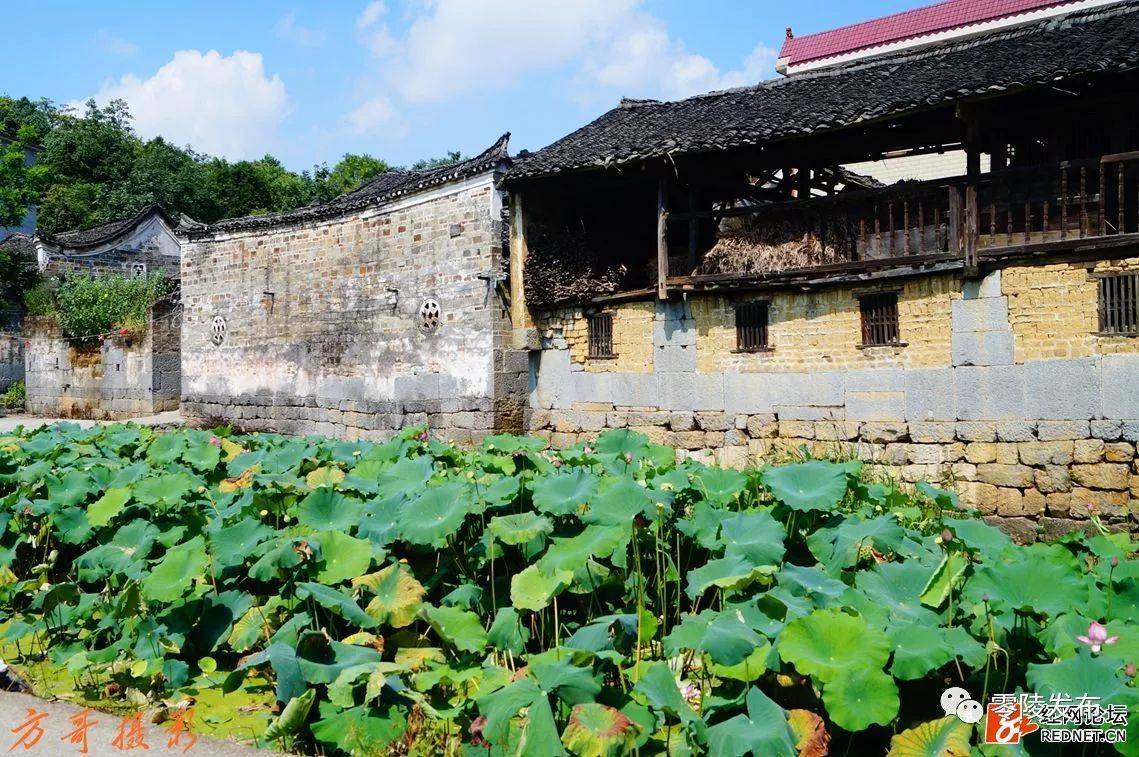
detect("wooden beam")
(687, 189), (698, 275)
(657, 179), (669, 300)
(964, 184), (980, 276)
(508, 193), (532, 334)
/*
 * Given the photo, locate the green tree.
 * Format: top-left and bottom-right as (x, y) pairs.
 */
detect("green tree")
(0, 126), (36, 228)
(411, 150), (462, 170)
(311, 153), (389, 203)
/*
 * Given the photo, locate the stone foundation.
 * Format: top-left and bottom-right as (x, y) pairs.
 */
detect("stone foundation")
(523, 409), (1137, 541)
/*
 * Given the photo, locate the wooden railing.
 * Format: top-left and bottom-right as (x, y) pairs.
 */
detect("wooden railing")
(661, 151), (1139, 293)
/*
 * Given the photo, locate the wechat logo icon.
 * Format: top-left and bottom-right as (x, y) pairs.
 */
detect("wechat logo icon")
(941, 687), (984, 724)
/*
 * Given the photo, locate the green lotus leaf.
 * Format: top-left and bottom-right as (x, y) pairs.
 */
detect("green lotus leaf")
(708, 642), (772, 682)
(296, 582), (377, 628)
(963, 550), (1086, 617)
(593, 428), (649, 457)
(689, 467), (747, 505)
(210, 518), (273, 568)
(305, 465), (345, 489)
(887, 621), (956, 680)
(778, 609), (889, 683)
(808, 514), (909, 569)
(760, 459), (850, 512)
(532, 469), (600, 516)
(540, 526), (629, 574)
(141, 536), (208, 602)
(560, 703), (640, 757)
(183, 439), (222, 471)
(489, 512), (553, 545)
(632, 661), (696, 722)
(1027, 652), (1128, 702)
(476, 677), (545, 746)
(706, 686), (797, 757)
(310, 704), (407, 752)
(942, 517), (1012, 558)
(53, 507), (93, 545)
(397, 481), (472, 545)
(86, 486), (131, 528)
(687, 554), (772, 598)
(487, 607), (529, 654)
(133, 472), (197, 507)
(822, 667), (900, 731)
(354, 563), (424, 628)
(777, 563), (849, 600)
(919, 552), (970, 609)
(581, 476), (651, 526)
(720, 509), (786, 565)
(511, 564), (573, 611)
(146, 433), (186, 465)
(263, 688), (315, 743)
(422, 604), (488, 652)
(296, 488), (365, 532)
(887, 716), (972, 757)
(295, 631), (384, 684)
(853, 560), (937, 625)
(314, 531), (373, 584)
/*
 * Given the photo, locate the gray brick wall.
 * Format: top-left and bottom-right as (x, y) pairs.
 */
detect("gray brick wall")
(180, 173), (527, 441)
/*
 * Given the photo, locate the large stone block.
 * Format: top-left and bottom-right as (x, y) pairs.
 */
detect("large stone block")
(846, 390), (906, 421)
(652, 316), (696, 348)
(655, 345), (695, 373)
(659, 372), (725, 411)
(962, 270), (1002, 300)
(1023, 359), (1099, 420)
(951, 330), (1015, 367)
(1071, 464), (1131, 491)
(954, 365), (1025, 420)
(951, 297), (1010, 334)
(533, 349), (573, 410)
(976, 463), (1035, 488)
(1100, 356), (1139, 419)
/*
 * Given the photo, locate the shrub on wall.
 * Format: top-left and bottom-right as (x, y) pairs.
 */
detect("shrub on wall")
(47, 272), (174, 340)
(22, 282), (56, 317)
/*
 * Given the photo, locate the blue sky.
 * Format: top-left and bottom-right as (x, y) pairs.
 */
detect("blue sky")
(4, 1), (917, 171)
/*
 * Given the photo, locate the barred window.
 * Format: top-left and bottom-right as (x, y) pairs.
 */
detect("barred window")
(859, 292), (900, 346)
(587, 313), (614, 358)
(735, 301), (769, 352)
(1098, 272), (1139, 335)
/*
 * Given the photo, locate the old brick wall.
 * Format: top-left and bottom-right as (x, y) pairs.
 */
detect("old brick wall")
(528, 264), (1139, 541)
(181, 173), (526, 441)
(24, 313), (178, 419)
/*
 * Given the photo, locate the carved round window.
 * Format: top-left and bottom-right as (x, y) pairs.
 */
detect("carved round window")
(418, 299), (442, 333)
(211, 316), (227, 345)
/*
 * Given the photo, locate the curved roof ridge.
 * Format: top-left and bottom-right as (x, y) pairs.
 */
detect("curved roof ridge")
(37, 204), (177, 250)
(194, 132), (511, 237)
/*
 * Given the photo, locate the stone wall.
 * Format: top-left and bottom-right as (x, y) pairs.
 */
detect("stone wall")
(528, 262), (1139, 540)
(180, 173), (528, 441)
(24, 311), (180, 419)
(0, 329), (23, 392)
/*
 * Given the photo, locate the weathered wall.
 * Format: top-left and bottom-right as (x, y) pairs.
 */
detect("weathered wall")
(0, 329), (24, 392)
(180, 174), (527, 441)
(40, 215), (182, 279)
(24, 312), (180, 419)
(528, 262), (1139, 541)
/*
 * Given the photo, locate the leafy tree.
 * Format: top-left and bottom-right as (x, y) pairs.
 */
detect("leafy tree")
(0, 126), (36, 228)
(311, 153), (390, 203)
(411, 150), (462, 170)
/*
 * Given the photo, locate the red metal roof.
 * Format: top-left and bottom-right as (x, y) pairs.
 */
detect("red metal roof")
(779, 0), (1079, 66)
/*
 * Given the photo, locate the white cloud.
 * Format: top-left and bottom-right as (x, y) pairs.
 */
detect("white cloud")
(346, 95), (398, 134)
(85, 50), (288, 160)
(349, 0), (779, 126)
(357, 1), (387, 30)
(275, 12), (326, 47)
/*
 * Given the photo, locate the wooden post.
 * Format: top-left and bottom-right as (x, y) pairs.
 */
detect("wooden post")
(687, 189), (698, 274)
(657, 179), (669, 300)
(948, 185), (963, 256)
(508, 193), (532, 334)
(965, 185), (979, 271)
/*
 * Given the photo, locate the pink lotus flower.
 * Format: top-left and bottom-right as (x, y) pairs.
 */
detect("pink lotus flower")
(1077, 621), (1119, 654)
(208, 436), (221, 446)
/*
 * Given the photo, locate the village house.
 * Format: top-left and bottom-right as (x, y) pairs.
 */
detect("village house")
(506, 0), (1139, 540)
(21, 204), (186, 418)
(178, 135), (525, 440)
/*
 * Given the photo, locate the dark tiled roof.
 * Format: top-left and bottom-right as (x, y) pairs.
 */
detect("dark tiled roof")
(38, 204), (178, 250)
(193, 133), (511, 237)
(0, 232), (34, 258)
(510, 2), (1139, 181)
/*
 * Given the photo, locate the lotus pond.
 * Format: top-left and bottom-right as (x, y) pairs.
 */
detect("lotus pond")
(0, 423), (1137, 755)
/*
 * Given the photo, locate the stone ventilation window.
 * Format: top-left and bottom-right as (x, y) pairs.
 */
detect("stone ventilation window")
(735, 301), (770, 352)
(418, 299), (442, 333)
(859, 292), (900, 346)
(1097, 272), (1139, 335)
(587, 313), (614, 358)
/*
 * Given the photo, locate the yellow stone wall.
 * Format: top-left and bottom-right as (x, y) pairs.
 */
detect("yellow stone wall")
(692, 274), (961, 373)
(1005, 258), (1139, 362)
(538, 302), (655, 373)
